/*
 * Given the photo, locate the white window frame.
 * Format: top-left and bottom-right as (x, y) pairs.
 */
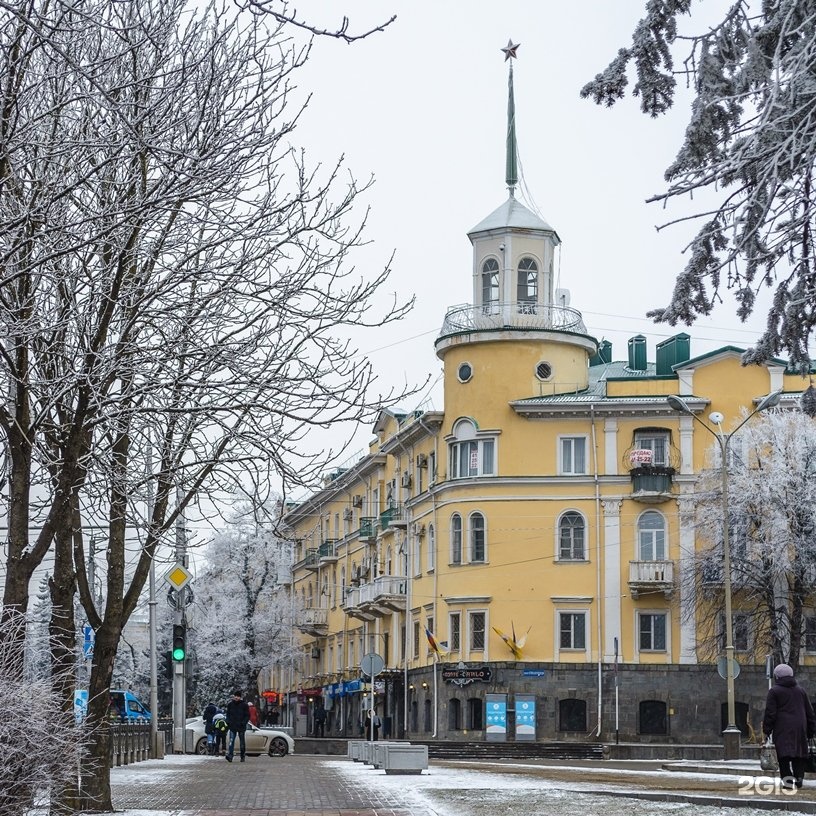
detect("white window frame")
(427, 524), (436, 572)
(633, 430), (671, 467)
(557, 510), (587, 561)
(448, 611), (461, 654)
(468, 511), (487, 563)
(467, 609), (488, 658)
(636, 610), (669, 655)
(637, 510), (667, 561)
(559, 435), (589, 475)
(448, 419), (498, 479)
(555, 609), (590, 660)
(450, 514), (463, 564)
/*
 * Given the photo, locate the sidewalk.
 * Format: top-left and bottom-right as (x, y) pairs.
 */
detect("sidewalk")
(108, 751), (816, 815)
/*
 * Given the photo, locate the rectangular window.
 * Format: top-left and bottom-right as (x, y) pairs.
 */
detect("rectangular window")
(721, 613), (750, 652)
(634, 432), (670, 467)
(413, 621), (420, 659)
(806, 617), (816, 653)
(426, 617), (434, 653)
(639, 613), (667, 651)
(449, 612), (461, 652)
(560, 437), (587, 475)
(400, 624), (406, 662)
(559, 612), (586, 650)
(451, 438), (496, 478)
(469, 611), (486, 650)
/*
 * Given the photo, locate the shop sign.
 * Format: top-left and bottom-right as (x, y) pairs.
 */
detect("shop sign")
(441, 663), (492, 686)
(344, 678), (363, 693)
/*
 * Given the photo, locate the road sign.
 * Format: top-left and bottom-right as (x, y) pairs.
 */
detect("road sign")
(717, 656), (741, 679)
(360, 652), (384, 677)
(82, 623), (95, 659)
(163, 563), (193, 591)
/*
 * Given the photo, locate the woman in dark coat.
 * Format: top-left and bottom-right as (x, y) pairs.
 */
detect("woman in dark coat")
(763, 663), (816, 788)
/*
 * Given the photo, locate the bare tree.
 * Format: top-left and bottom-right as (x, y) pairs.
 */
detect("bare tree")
(0, 0), (416, 809)
(687, 409), (816, 671)
(581, 1), (816, 370)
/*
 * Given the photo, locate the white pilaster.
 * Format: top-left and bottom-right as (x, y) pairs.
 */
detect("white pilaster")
(604, 418), (618, 476)
(679, 415), (694, 475)
(677, 496), (698, 664)
(769, 365), (784, 394)
(602, 499), (622, 661)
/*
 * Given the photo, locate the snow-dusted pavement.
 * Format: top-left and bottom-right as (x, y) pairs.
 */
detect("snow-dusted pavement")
(91, 752), (816, 816)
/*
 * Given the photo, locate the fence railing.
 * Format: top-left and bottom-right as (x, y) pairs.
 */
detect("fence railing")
(108, 718), (174, 766)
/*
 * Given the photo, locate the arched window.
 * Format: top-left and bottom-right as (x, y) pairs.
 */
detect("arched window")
(469, 512), (486, 562)
(331, 568), (337, 606)
(517, 257), (538, 309)
(559, 698), (587, 732)
(450, 418), (496, 478)
(385, 545), (393, 575)
(340, 566), (346, 598)
(448, 698), (462, 730)
(424, 699), (432, 732)
(410, 700), (418, 732)
(321, 577), (328, 606)
(427, 524), (436, 571)
(638, 511), (667, 560)
(413, 534), (422, 576)
(559, 512), (586, 560)
(307, 583), (313, 608)
(450, 514), (462, 564)
(467, 697), (483, 730)
(482, 258), (500, 311)
(639, 700), (667, 735)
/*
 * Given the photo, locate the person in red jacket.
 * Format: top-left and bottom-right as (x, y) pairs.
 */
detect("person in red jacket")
(247, 701), (259, 727)
(763, 664), (816, 789)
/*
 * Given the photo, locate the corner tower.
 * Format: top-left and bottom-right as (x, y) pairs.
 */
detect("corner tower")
(435, 42), (597, 425)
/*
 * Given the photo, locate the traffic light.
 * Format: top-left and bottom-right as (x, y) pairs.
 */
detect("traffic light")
(172, 623), (186, 662)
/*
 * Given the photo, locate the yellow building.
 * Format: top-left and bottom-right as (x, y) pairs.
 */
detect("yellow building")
(271, 55), (809, 746)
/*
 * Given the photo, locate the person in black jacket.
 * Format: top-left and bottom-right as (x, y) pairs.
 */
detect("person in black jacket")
(225, 689), (251, 762)
(763, 663), (816, 789)
(202, 702), (218, 755)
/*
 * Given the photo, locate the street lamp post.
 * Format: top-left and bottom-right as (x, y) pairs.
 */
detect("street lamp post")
(667, 390), (782, 760)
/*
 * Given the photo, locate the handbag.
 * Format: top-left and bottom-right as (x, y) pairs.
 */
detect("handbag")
(760, 737), (779, 772)
(805, 740), (816, 774)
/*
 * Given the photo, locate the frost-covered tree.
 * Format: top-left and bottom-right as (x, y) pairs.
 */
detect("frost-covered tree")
(690, 410), (816, 671)
(0, 612), (84, 816)
(582, 1), (816, 370)
(0, 0), (416, 809)
(191, 503), (298, 710)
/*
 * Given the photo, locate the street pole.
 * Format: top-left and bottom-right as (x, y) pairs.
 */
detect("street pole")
(172, 485), (187, 751)
(147, 443), (158, 757)
(668, 390), (782, 760)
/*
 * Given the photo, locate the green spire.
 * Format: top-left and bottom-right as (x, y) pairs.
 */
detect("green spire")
(501, 40), (520, 196)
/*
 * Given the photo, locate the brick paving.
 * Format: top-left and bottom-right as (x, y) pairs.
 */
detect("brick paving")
(110, 753), (428, 815)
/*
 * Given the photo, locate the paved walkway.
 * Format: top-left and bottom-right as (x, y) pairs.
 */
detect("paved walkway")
(109, 751), (816, 815)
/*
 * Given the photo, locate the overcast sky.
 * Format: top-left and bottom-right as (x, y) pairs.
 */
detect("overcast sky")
(285, 1), (789, 467)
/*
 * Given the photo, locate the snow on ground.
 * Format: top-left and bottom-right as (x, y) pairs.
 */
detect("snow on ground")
(26, 754), (811, 816)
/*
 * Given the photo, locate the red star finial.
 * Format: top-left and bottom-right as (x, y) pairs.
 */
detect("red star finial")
(501, 40), (520, 61)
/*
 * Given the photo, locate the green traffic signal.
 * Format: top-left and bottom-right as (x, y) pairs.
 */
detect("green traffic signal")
(172, 623), (186, 662)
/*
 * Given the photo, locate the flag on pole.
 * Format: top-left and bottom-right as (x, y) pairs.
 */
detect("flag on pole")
(425, 627), (447, 657)
(492, 622), (531, 660)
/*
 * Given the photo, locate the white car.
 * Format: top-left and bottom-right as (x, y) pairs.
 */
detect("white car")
(185, 716), (294, 757)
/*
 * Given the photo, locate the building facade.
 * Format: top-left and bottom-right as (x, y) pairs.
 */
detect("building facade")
(267, 57), (811, 745)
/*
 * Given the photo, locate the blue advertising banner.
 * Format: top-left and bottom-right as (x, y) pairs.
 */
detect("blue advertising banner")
(485, 693), (507, 742)
(515, 694), (536, 741)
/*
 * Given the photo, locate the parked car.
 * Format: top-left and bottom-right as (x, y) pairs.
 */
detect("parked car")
(185, 716), (294, 757)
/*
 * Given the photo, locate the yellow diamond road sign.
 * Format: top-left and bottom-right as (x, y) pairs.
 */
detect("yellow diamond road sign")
(163, 563), (192, 591)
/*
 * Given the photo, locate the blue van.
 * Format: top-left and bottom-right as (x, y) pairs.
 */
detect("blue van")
(109, 689), (151, 722)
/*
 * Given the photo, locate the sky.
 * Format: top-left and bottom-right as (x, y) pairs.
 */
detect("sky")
(94, 752), (803, 816)
(282, 0), (792, 467)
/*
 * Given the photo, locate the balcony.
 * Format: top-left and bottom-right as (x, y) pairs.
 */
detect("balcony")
(359, 517), (378, 541)
(341, 585), (376, 621)
(629, 560), (675, 599)
(318, 539), (339, 563)
(380, 504), (407, 530)
(629, 466), (675, 502)
(352, 574), (407, 619)
(303, 548), (319, 570)
(296, 607), (328, 636)
(438, 301), (587, 339)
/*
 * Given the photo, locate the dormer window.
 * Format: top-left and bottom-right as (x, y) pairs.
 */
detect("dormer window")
(517, 257), (538, 312)
(481, 259), (499, 313)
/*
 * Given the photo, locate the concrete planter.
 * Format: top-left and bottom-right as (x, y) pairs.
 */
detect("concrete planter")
(380, 743), (428, 775)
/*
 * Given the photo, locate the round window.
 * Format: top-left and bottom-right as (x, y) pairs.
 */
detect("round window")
(458, 362), (473, 383)
(536, 361), (553, 381)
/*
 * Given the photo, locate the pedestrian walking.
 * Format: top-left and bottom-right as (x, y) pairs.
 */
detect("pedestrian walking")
(364, 708), (380, 741)
(248, 701), (260, 727)
(202, 702), (218, 755)
(225, 689), (251, 762)
(313, 703), (327, 737)
(763, 663), (816, 789)
(212, 711), (228, 756)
